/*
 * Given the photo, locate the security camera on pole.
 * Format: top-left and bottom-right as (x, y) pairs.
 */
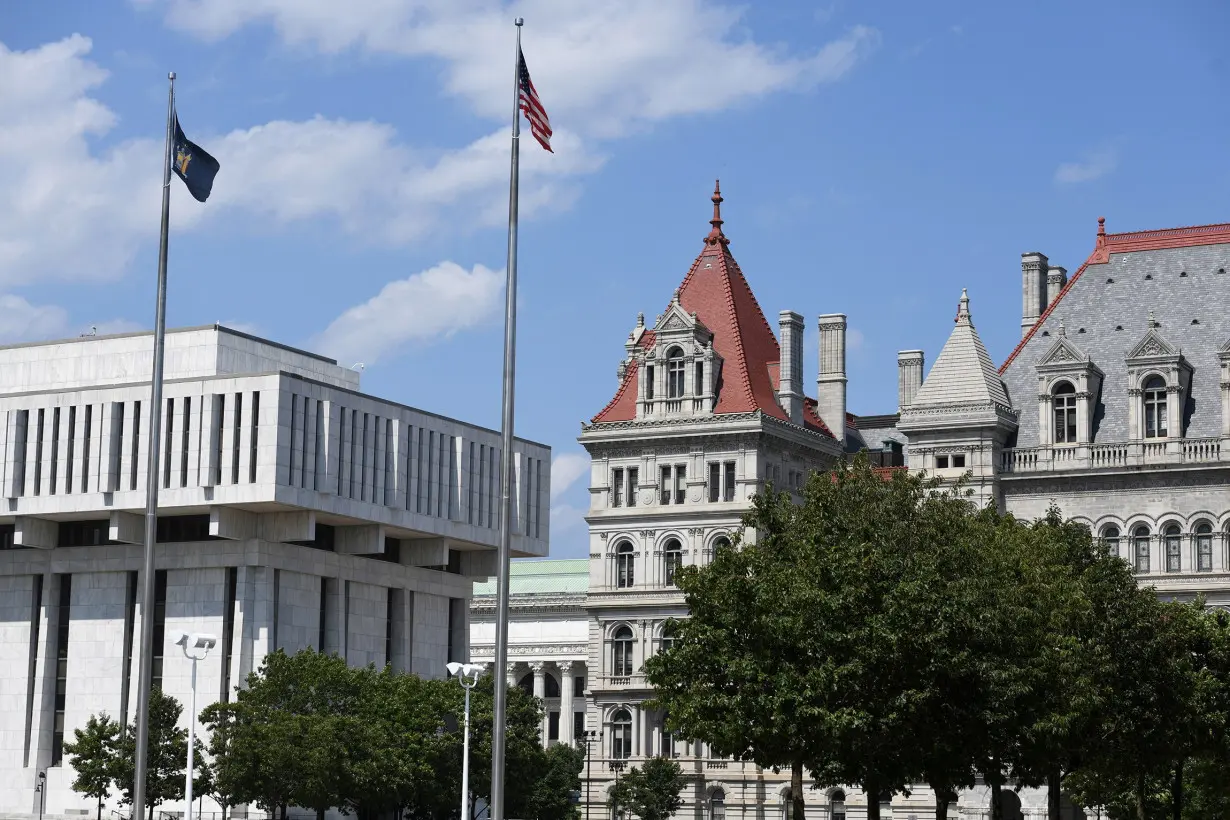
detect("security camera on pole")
(447, 662), (486, 820)
(174, 632), (217, 820)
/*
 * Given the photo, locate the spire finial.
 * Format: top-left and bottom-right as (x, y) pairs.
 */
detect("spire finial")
(636, 312), (645, 328)
(706, 179), (729, 246)
(1058, 318), (1066, 337)
(1097, 216), (1106, 236)
(956, 288), (971, 325)
(1148, 310), (1157, 329)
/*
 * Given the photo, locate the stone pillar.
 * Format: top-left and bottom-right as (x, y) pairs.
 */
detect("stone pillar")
(816, 314), (847, 438)
(531, 661), (548, 747)
(506, 662), (518, 688)
(1021, 252), (1049, 338)
(1047, 265), (1068, 305)
(776, 311), (804, 424)
(560, 661), (576, 745)
(897, 350), (924, 412)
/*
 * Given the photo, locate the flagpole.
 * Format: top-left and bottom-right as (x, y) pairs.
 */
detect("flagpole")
(490, 17), (523, 820)
(131, 70), (176, 820)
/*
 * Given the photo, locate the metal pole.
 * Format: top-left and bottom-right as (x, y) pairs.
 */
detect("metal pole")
(183, 655), (197, 820)
(461, 681), (472, 820)
(490, 17), (523, 820)
(133, 70), (176, 820)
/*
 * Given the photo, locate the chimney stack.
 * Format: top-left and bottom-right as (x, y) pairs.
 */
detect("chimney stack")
(1021, 252), (1049, 338)
(816, 314), (847, 438)
(1046, 265), (1068, 306)
(777, 310), (804, 425)
(897, 350), (924, 412)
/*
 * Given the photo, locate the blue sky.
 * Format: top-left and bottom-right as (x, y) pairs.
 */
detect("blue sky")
(2, 1), (1228, 558)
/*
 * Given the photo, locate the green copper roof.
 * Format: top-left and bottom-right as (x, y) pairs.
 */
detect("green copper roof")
(472, 558), (589, 597)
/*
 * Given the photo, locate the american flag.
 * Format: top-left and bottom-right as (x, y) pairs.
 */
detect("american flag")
(518, 47), (552, 152)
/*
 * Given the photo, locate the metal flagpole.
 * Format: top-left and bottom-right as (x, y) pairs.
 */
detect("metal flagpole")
(132, 70), (177, 820)
(490, 17), (524, 820)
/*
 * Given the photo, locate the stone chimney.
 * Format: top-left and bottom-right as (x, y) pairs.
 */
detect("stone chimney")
(1046, 265), (1068, 306)
(897, 350), (924, 412)
(777, 310), (804, 425)
(816, 314), (847, 438)
(1021, 252), (1049, 338)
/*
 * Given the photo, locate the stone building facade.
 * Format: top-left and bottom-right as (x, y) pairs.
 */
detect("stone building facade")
(0, 326), (550, 818)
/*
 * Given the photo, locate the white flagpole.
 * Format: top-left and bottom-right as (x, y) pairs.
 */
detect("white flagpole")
(490, 17), (524, 820)
(131, 70), (176, 820)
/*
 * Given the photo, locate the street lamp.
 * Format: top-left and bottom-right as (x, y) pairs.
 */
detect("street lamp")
(173, 632), (217, 820)
(447, 662), (485, 820)
(35, 770), (46, 820)
(608, 759), (627, 820)
(577, 730), (600, 820)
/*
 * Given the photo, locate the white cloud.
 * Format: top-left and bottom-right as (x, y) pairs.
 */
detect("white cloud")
(550, 451), (589, 501)
(847, 326), (865, 353)
(0, 294), (70, 342)
(549, 502), (587, 537)
(138, 0), (879, 137)
(313, 261), (503, 366)
(1054, 148), (1118, 184)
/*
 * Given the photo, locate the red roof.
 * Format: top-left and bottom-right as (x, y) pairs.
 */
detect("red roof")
(591, 183), (834, 438)
(1000, 217), (1230, 373)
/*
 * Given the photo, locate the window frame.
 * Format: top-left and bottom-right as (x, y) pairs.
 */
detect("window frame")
(615, 542), (635, 589)
(1052, 380), (1078, 444)
(611, 709), (633, 759)
(1101, 525), (1121, 560)
(1133, 525), (1152, 573)
(1164, 523), (1182, 573)
(612, 626), (635, 677)
(663, 540), (683, 586)
(666, 347), (686, 399)
(1143, 375), (1168, 439)
(612, 467), (624, 508)
(1196, 522), (1214, 572)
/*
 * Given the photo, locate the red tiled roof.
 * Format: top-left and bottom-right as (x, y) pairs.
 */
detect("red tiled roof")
(1000, 217), (1230, 373)
(591, 183), (834, 438)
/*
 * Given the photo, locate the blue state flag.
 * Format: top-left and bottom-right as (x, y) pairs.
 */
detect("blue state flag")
(172, 115), (220, 203)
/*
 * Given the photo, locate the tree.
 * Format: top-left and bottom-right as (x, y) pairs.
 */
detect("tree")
(527, 743), (585, 820)
(113, 689), (189, 813)
(608, 758), (685, 820)
(63, 713), (122, 820)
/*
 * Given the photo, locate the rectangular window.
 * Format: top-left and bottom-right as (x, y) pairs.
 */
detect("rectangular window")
(427, 431), (436, 514)
(221, 566), (237, 702)
(23, 574), (43, 767)
(708, 462), (720, 503)
(417, 429), (427, 513)
(82, 405), (92, 493)
(350, 411), (359, 500)
(523, 457), (534, 533)
(34, 408), (44, 496)
(232, 393), (243, 485)
(163, 398), (174, 488)
(181, 396), (191, 487)
(12, 410), (28, 497)
(935, 455), (949, 469)
(612, 467), (624, 507)
(536, 459), (543, 538)
(468, 443), (477, 523)
(314, 400), (324, 491)
(449, 437), (459, 521)
(151, 569), (168, 690)
(305, 401), (316, 490)
(249, 392), (260, 483)
(385, 588), (395, 668)
(383, 418), (392, 503)
(574, 676), (585, 697)
(695, 361), (704, 397)
(120, 571), (137, 725)
(476, 442), (484, 523)
(724, 461), (736, 502)
(660, 465), (671, 504)
(627, 467), (638, 507)
(50, 407), (60, 495)
(1166, 537), (1182, 573)
(674, 464), (686, 505)
(646, 365), (655, 401)
(548, 711), (560, 742)
(66, 407), (76, 495)
(489, 448), (498, 528)
(574, 712), (585, 744)
(952, 454), (966, 468)
(50, 574), (71, 766)
(289, 395), (299, 486)
(131, 401), (141, 491)
(337, 407), (348, 496)
(1198, 536), (1214, 572)
(213, 395), (225, 485)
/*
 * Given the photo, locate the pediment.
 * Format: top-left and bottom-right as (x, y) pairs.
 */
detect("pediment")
(1038, 336), (1087, 366)
(653, 300), (704, 334)
(1127, 328), (1179, 360)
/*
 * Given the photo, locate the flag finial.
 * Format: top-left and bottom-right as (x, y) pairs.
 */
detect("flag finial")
(1098, 216), (1106, 236)
(707, 180), (728, 245)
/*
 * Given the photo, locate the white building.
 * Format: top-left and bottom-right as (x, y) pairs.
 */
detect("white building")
(0, 325), (550, 817)
(469, 559), (589, 747)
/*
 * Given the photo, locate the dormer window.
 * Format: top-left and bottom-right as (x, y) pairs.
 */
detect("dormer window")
(1143, 376), (1167, 438)
(1052, 381), (1078, 443)
(667, 347), (686, 398)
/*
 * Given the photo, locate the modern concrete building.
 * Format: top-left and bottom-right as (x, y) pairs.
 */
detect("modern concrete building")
(0, 325), (550, 817)
(470, 558), (589, 747)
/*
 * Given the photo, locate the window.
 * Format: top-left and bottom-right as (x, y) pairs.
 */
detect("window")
(935, 455), (949, 469)
(660, 466), (671, 504)
(674, 465), (686, 504)
(664, 540), (683, 585)
(612, 626), (634, 677)
(1164, 524), (1182, 572)
(545, 673), (561, 698)
(1053, 381), (1078, 443)
(695, 361), (705, 397)
(709, 789), (725, 820)
(516, 673), (534, 697)
(645, 365), (655, 401)
(612, 467), (624, 507)
(667, 347), (686, 399)
(713, 536), (732, 552)
(830, 790), (846, 820)
(708, 462), (720, 503)
(548, 711), (560, 742)
(574, 712), (585, 743)
(611, 709), (632, 758)
(627, 467), (638, 507)
(1101, 526), (1121, 559)
(1143, 376), (1168, 438)
(1133, 526), (1151, 573)
(724, 462), (736, 501)
(50, 574), (71, 766)
(661, 620), (676, 653)
(662, 713), (677, 759)
(952, 454), (966, 468)
(574, 676), (586, 697)
(1197, 523), (1214, 572)
(616, 542), (635, 589)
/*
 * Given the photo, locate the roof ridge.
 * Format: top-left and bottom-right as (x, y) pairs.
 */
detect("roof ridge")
(1107, 220), (1230, 242)
(715, 248), (760, 411)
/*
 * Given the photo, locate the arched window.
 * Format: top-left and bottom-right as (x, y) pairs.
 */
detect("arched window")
(1053, 381), (1078, 443)
(660, 711), (676, 758)
(713, 535), (732, 551)
(612, 626), (634, 677)
(663, 539), (683, 585)
(610, 709), (632, 759)
(708, 788), (725, 820)
(660, 620), (677, 653)
(667, 347), (686, 399)
(1101, 525), (1121, 560)
(830, 790), (846, 820)
(616, 542), (635, 589)
(1164, 524), (1182, 572)
(545, 672), (560, 698)
(1196, 522), (1214, 572)
(1133, 525), (1152, 573)
(779, 788), (792, 820)
(1143, 376), (1168, 438)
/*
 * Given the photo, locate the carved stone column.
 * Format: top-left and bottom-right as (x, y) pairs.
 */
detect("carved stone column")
(559, 661), (576, 745)
(530, 661), (548, 747)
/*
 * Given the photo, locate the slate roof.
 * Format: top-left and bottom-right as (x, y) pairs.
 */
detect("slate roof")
(912, 290), (1012, 410)
(591, 183), (835, 439)
(472, 558), (589, 597)
(1000, 220), (1230, 447)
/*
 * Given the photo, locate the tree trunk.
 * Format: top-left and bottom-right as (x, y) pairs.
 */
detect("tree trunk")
(281, 804), (288, 820)
(990, 782), (1003, 820)
(933, 788), (949, 820)
(1136, 773), (1147, 820)
(1048, 768), (1062, 820)
(97, 795), (102, 820)
(1172, 760), (1184, 820)
(866, 781), (880, 820)
(791, 757), (805, 820)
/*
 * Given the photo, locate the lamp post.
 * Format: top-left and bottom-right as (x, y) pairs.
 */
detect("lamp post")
(447, 662), (485, 820)
(35, 770), (45, 820)
(173, 632), (217, 820)
(577, 730), (600, 820)
(608, 759), (627, 820)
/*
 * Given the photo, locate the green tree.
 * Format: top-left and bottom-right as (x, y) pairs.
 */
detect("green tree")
(63, 713), (122, 820)
(608, 757), (685, 820)
(113, 688), (189, 813)
(527, 742), (584, 820)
